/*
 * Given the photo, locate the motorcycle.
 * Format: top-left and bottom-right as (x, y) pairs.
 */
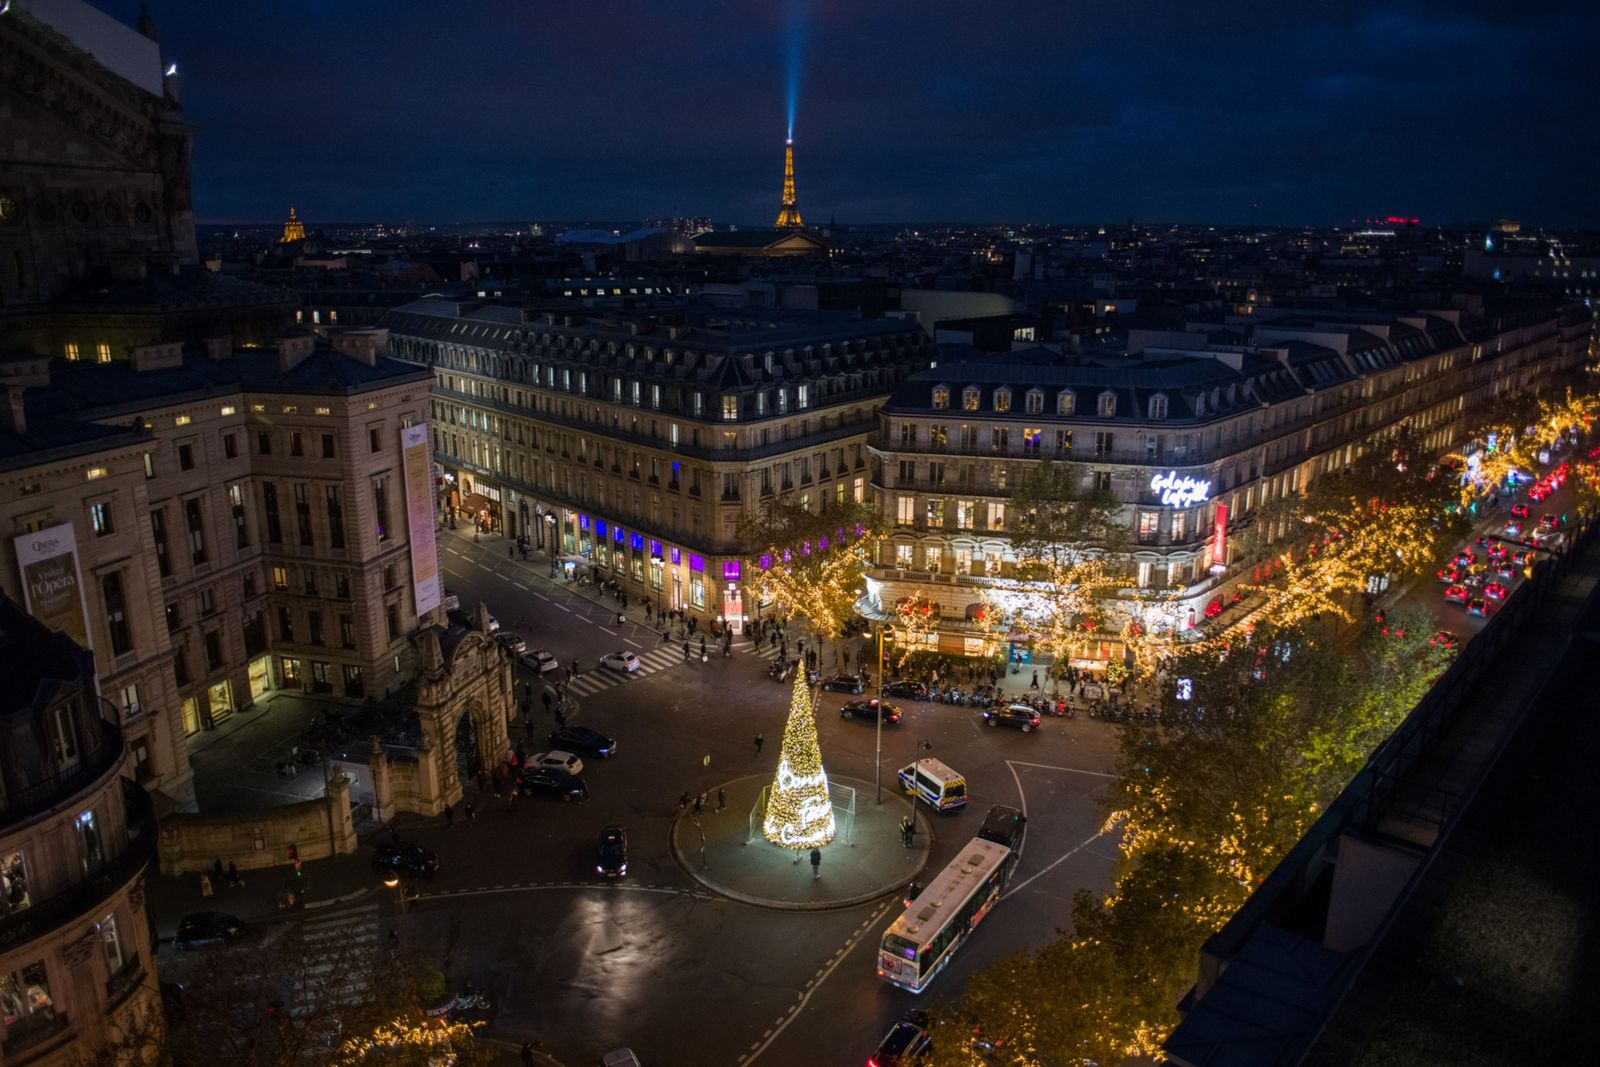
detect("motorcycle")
(454, 983), (492, 1013)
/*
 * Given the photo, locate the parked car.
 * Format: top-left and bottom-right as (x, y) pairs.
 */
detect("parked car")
(820, 673), (866, 694)
(882, 680), (929, 700)
(869, 1010), (933, 1066)
(520, 648), (560, 673)
(596, 825), (628, 877)
(174, 912), (243, 950)
(976, 804), (1028, 851)
(1466, 597), (1490, 618)
(371, 841), (440, 879)
(494, 632), (528, 655)
(548, 726), (617, 758)
(531, 750), (584, 776)
(1453, 549), (1476, 568)
(1483, 582), (1508, 601)
(519, 767), (588, 801)
(601, 651), (642, 673)
(982, 705), (1042, 732)
(840, 699), (902, 724)
(1509, 503), (1530, 519)
(1443, 584), (1470, 605)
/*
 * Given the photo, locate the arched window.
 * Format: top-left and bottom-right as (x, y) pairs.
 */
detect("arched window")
(1097, 391), (1117, 417)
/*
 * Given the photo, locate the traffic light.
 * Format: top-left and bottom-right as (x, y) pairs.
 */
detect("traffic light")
(294, 859), (303, 878)
(286, 843), (299, 865)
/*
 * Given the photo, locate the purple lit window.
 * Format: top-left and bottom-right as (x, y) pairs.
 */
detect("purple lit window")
(801, 541), (812, 556)
(650, 540), (663, 559)
(723, 561), (742, 581)
(595, 519), (607, 537)
(818, 535), (829, 551)
(631, 533), (644, 551)
(671, 548), (681, 565)
(782, 549), (792, 563)
(579, 514), (590, 530)
(614, 526), (625, 544)
(759, 553), (773, 570)
(689, 554), (704, 573)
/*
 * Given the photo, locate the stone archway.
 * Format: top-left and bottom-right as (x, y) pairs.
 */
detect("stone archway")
(408, 603), (514, 812)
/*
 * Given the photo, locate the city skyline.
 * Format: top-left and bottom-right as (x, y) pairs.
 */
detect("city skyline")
(142, 0), (1600, 227)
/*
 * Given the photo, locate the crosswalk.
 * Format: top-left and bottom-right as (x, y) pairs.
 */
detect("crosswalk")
(283, 903), (381, 1014)
(564, 644), (688, 697)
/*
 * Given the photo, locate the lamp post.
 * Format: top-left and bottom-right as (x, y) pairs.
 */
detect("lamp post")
(874, 625), (886, 804)
(382, 870), (405, 914)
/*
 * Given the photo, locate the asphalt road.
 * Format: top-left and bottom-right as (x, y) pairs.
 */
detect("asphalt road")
(373, 526), (1127, 1066)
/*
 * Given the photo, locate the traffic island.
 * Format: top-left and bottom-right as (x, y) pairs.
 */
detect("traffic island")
(669, 774), (932, 911)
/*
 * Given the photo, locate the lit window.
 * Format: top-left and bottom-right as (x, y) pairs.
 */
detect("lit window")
(993, 388), (1011, 413)
(722, 395), (738, 421)
(1057, 390), (1075, 415)
(315, 406), (331, 416)
(962, 386), (980, 411)
(96, 343), (112, 363)
(250, 403), (266, 413)
(64, 343), (80, 361)
(1098, 392), (1117, 417)
(86, 466), (108, 481)
(174, 415), (191, 427)
(219, 405), (235, 416)
(932, 386), (950, 410)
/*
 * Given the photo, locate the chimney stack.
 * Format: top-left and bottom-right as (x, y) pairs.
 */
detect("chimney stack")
(277, 334), (317, 374)
(330, 328), (388, 367)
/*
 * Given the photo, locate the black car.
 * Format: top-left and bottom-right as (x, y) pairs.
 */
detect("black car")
(976, 804), (1027, 852)
(371, 841), (439, 879)
(982, 704), (1041, 732)
(882, 680), (929, 700)
(870, 1010), (932, 1065)
(520, 766), (588, 801)
(820, 673), (866, 694)
(840, 699), (902, 724)
(548, 725), (617, 759)
(596, 825), (628, 877)
(174, 911), (243, 950)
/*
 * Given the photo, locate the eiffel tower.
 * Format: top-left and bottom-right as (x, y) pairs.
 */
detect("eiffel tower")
(774, 138), (804, 229)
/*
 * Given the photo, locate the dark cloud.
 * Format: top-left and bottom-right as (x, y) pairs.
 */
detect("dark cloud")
(143, 0), (1600, 225)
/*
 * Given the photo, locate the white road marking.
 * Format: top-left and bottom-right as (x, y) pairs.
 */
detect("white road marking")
(1004, 829), (1109, 899)
(737, 900), (893, 1065)
(1003, 759), (1118, 779)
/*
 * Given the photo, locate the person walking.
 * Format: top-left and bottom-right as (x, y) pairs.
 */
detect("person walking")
(1031, 669), (1039, 690)
(683, 639), (691, 662)
(899, 816), (914, 848)
(444, 804), (454, 829)
(810, 847), (822, 881)
(521, 1043), (536, 1067)
(227, 861), (243, 888)
(754, 733), (764, 755)
(542, 691), (552, 714)
(212, 858), (224, 886)
(679, 791), (690, 813)
(716, 787), (727, 813)
(693, 793), (703, 817)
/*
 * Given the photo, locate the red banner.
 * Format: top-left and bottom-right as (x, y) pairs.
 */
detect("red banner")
(1211, 502), (1229, 566)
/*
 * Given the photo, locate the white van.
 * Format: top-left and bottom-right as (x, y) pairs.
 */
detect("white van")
(897, 757), (968, 812)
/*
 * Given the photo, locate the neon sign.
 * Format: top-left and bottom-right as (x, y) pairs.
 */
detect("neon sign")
(1150, 471), (1212, 508)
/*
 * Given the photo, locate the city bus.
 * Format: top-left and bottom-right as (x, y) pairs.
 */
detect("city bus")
(877, 837), (1010, 993)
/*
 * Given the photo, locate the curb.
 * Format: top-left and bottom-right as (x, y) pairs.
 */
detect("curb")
(668, 776), (932, 912)
(305, 886), (373, 910)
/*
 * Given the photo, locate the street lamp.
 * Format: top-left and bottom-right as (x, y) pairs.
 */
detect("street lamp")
(874, 626), (886, 804)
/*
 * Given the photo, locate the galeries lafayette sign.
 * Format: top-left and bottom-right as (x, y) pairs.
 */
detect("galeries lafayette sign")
(1150, 471), (1212, 507)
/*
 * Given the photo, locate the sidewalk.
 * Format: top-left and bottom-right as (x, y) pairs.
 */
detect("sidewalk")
(670, 773), (931, 910)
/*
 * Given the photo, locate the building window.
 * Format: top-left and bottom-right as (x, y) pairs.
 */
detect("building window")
(257, 483), (280, 543)
(1094, 471), (1112, 493)
(993, 388), (1011, 413)
(988, 501), (1006, 530)
(290, 432), (304, 457)
(165, 602), (180, 633)
(294, 484), (314, 547)
(932, 386), (950, 410)
(1055, 429), (1073, 456)
(185, 497), (207, 564)
(721, 395), (738, 421)
(0, 960), (55, 1035)
(257, 431), (272, 455)
(1097, 392), (1117, 417)
(1022, 428), (1042, 455)
(895, 544), (914, 568)
(64, 343), (79, 361)
(75, 810), (103, 873)
(102, 572), (130, 654)
(223, 433), (238, 459)
(272, 566), (288, 591)
(373, 478), (391, 542)
(797, 384), (810, 409)
(205, 630), (223, 670)
(144, 451), (156, 479)
(1093, 431), (1115, 457)
(200, 587), (215, 615)
(342, 664), (364, 697)
(1025, 389), (1043, 414)
(1149, 395), (1168, 420)
(326, 488), (345, 549)
(308, 612), (324, 647)
(340, 614), (356, 649)
(96, 343), (111, 364)
(962, 386), (980, 411)
(119, 683), (141, 721)
(1172, 510), (1188, 542)
(1057, 390), (1075, 415)
(281, 657), (303, 688)
(924, 545), (942, 572)
(90, 501), (113, 536)
(896, 496), (916, 524)
(990, 426), (1009, 453)
(229, 484), (249, 549)
(369, 427), (382, 453)
(386, 604), (401, 643)
(277, 607), (295, 643)
(0, 853), (32, 917)
(177, 443), (195, 471)
(1138, 511), (1160, 544)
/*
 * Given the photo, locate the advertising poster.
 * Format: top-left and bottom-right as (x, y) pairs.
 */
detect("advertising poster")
(400, 425), (442, 617)
(14, 523), (93, 651)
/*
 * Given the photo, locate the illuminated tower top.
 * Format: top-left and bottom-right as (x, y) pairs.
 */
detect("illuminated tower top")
(279, 206), (305, 243)
(774, 139), (803, 229)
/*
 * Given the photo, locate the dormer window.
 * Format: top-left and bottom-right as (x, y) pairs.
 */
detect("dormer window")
(962, 386), (981, 411)
(932, 385), (950, 411)
(1148, 394), (1168, 420)
(1097, 391), (1117, 417)
(1024, 389), (1043, 414)
(1057, 390), (1075, 415)
(993, 388), (1011, 413)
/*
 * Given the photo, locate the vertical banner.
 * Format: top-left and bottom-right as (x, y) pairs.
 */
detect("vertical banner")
(400, 425), (442, 617)
(14, 523), (93, 651)
(1211, 502), (1229, 567)
(721, 588), (744, 634)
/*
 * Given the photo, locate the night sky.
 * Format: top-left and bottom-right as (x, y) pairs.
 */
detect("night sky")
(145, 0), (1600, 227)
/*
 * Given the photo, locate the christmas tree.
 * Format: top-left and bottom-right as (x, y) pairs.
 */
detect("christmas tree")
(762, 669), (836, 849)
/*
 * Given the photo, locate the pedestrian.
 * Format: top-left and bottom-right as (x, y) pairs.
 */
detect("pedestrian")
(566, 666), (574, 683)
(542, 691), (553, 714)
(899, 816), (914, 847)
(199, 873), (213, 898)
(444, 804), (454, 828)
(716, 787), (727, 813)
(509, 544), (515, 559)
(1031, 670), (1039, 690)
(227, 861), (243, 887)
(522, 1042), (536, 1067)
(754, 733), (764, 755)
(683, 640), (691, 662)
(212, 858), (224, 886)
(555, 708), (567, 727)
(465, 801), (476, 823)
(693, 793), (703, 816)
(810, 847), (822, 880)
(679, 791), (690, 812)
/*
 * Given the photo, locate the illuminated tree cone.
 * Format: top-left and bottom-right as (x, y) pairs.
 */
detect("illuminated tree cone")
(762, 669), (836, 850)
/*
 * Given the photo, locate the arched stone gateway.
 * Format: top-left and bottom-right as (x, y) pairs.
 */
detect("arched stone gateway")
(382, 603), (514, 817)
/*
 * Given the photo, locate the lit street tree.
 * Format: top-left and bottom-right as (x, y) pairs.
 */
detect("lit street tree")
(742, 497), (882, 651)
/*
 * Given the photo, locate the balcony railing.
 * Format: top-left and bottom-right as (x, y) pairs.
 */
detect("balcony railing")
(0, 782), (155, 955)
(0, 718), (124, 831)
(103, 951), (145, 1010)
